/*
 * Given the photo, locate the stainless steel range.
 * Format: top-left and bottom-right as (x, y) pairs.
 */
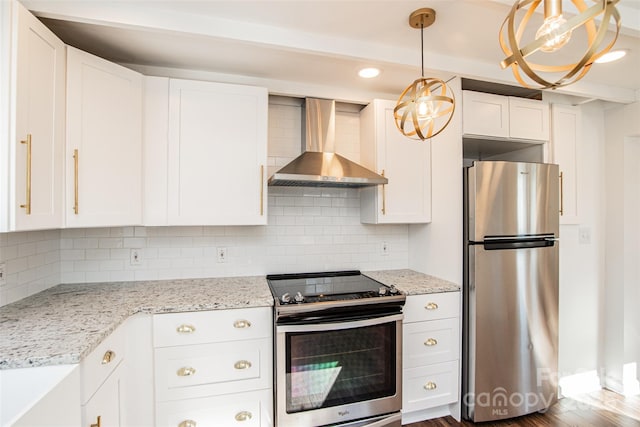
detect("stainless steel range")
(267, 270), (405, 427)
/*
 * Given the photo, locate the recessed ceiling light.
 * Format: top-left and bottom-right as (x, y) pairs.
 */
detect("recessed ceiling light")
(358, 67), (380, 78)
(595, 49), (628, 64)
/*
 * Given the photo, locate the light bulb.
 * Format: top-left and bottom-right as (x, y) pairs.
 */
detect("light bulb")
(417, 100), (435, 120)
(535, 15), (571, 52)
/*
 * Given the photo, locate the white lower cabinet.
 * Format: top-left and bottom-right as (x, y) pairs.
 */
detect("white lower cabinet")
(153, 307), (273, 427)
(156, 389), (272, 427)
(82, 363), (124, 427)
(402, 292), (461, 423)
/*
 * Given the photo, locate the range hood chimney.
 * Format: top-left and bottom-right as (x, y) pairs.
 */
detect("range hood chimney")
(268, 98), (388, 188)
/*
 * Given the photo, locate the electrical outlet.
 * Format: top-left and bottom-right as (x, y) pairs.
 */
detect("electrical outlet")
(217, 247), (227, 263)
(0, 262), (6, 285)
(381, 242), (389, 256)
(130, 249), (142, 265)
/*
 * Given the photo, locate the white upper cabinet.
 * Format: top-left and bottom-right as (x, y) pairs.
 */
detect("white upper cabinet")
(463, 90), (549, 142)
(550, 104), (581, 224)
(5, 2), (65, 231)
(360, 99), (431, 224)
(65, 47), (142, 228)
(161, 78), (268, 225)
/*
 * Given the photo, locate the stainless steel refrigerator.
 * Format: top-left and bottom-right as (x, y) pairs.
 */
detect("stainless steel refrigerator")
(463, 161), (559, 422)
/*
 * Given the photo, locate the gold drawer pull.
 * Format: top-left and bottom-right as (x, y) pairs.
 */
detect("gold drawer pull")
(235, 411), (252, 422)
(424, 381), (437, 390)
(178, 420), (196, 427)
(233, 319), (251, 329)
(176, 324), (196, 334)
(424, 338), (438, 346)
(425, 302), (439, 310)
(101, 350), (116, 364)
(234, 360), (252, 370)
(177, 367), (196, 377)
(90, 415), (101, 427)
(19, 134), (32, 214)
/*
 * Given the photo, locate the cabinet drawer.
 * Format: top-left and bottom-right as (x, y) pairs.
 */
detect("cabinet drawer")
(403, 292), (460, 323)
(403, 318), (459, 368)
(153, 307), (271, 347)
(81, 323), (126, 404)
(156, 388), (272, 427)
(155, 338), (271, 401)
(403, 360), (458, 412)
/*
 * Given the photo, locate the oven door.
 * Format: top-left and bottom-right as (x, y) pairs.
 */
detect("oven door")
(275, 313), (403, 427)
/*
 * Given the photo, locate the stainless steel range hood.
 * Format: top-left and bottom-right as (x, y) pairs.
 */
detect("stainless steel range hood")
(268, 98), (388, 188)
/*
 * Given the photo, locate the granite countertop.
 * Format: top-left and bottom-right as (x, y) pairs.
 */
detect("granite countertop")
(364, 269), (460, 295)
(0, 269), (459, 370)
(0, 276), (272, 370)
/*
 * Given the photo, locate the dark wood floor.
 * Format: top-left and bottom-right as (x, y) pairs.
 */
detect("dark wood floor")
(405, 390), (640, 427)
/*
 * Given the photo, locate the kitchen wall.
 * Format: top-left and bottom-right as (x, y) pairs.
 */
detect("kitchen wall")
(0, 97), (409, 306)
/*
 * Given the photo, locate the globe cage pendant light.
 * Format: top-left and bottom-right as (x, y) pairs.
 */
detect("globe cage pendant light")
(394, 8), (455, 141)
(499, 0), (622, 89)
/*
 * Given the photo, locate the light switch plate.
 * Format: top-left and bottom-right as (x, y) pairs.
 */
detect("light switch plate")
(579, 227), (591, 245)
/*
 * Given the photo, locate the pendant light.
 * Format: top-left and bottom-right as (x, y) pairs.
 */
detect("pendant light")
(394, 8), (455, 141)
(499, 0), (621, 89)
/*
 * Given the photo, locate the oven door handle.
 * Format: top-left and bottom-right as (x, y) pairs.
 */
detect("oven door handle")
(276, 313), (403, 333)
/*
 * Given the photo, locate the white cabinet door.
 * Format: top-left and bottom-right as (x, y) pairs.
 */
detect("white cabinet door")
(462, 91), (509, 138)
(551, 104), (580, 224)
(463, 91), (549, 142)
(66, 46), (142, 227)
(360, 99), (431, 224)
(8, 2), (65, 231)
(83, 364), (124, 427)
(508, 96), (549, 141)
(167, 79), (268, 225)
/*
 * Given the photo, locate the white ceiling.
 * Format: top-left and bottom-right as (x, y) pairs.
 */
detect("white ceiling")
(23, 0), (640, 103)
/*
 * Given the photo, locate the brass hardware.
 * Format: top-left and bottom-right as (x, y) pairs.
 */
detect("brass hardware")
(234, 360), (252, 370)
(90, 415), (101, 427)
(409, 8), (436, 29)
(260, 164), (264, 216)
(235, 411), (252, 422)
(425, 302), (438, 310)
(424, 338), (438, 346)
(424, 381), (437, 390)
(381, 170), (386, 215)
(233, 319), (251, 329)
(559, 172), (564, 216)
(101, 350), (115, 364)
(177, 367), (196, 377)
(176, 324), (196, 334)
(19, 134), (32, 214)
(73, 149), (79, 214)
(178, 420), (196, 427)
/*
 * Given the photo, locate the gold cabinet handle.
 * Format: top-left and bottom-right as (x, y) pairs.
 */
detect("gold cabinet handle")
(260, 164), (264, 216)
(559, 171), (564, 216)
(235, 411), (252, 422)
(177, 367), (196, 377)
(234, 360), (252, 370)
(176, 324), (196, 334)
(424, 381), (437, 391)
(90, 415), (101, 427)
(425, 302), (438, 310)
(424, 338), (438, 346)
(178, 420), (196, 427)
(73, 149), (79, 214)
(381, 169), (386, 215)
(19, 134), (32, 214)
(233, 319), (251, 329)
(101, 350), (116, 364)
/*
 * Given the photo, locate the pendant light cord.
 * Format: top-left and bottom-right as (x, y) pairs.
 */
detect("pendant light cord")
(420, 22), (424, 78)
